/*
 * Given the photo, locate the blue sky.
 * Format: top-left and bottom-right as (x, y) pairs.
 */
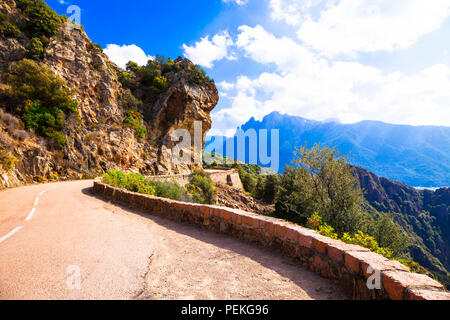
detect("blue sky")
(48, 0), (450, 136)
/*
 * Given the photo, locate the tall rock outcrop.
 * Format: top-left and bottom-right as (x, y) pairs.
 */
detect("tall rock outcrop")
(0, 0), (218, 188)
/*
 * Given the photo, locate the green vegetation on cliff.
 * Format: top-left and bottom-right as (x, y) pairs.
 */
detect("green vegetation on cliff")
(119, 56), (212, 122)
(274, 144), (409, 258)
(0, 150), (18, 172)
(122, 109), (147, 142)
(3, 0), (65, 60)
(15, 0), (64, 39)
(3, 59), (77, 148)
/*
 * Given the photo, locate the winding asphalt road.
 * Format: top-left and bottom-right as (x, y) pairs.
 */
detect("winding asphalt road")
(0, 180), (349, 300)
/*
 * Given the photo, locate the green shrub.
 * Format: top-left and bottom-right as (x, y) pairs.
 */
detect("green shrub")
(22, 101), (64, 133)
(120, 89), (143, 111)
(49, 171), (59, 181)
(119, 72), (138, 91)
(0, 12), (8, 25)
(275, 144), (368, 233)
(5, 59), (77, 147)
(125, 173), (156, 195)
(150, 179), (190, 201)
(0, 150), (18, 172)
(342, 231), (394, 259)
(102, 170), (191, 202)
(15, 0), (63, 38)
(102, 170), (127, 188)
(185, 169), (216, 204)
(239, 167), (258, 194)
(307, 212), (339, 239)
(3, 24), (22, 38)
(307, 212), (395, 259)
(273, 143), (410, 258)
(28, 37), (44, 59)
(256, 174), (280, 204)
(187, 64), (212, 86)
(8, 59), (77, 114)
(33, 175), (46, 183)
(122, 109), (147, 142)
(396, 259), (430, 275)
(103, 170), (155, 195)
(367, 214), (409, 257)
(47, 130), (66, 148)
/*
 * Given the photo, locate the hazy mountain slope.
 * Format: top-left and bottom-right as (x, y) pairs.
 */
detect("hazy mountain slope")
(207, 111), (450, 187)
(352, 166), (450, 286)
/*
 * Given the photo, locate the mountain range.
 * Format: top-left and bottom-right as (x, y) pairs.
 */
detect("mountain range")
(206, 111), (450, 187)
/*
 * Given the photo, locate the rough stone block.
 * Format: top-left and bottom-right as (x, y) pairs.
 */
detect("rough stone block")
(297, 232), (313, 249)
(312, 235), (339, 254)
(231, 211), (242, 225)
(312, 255), (328, 277)
(223, 210), (232, 222)
(286, 226), (299, 242)
(406, 288), (450, 300)
(274, 223), (287, 238)
(327, 243), (369, 263)
(251, 217), (261, 229)
(382, 271), (445, 300)
(344, 251), (408, 276)
(242, 215), (253, 226)
(213, 208), (224, 218)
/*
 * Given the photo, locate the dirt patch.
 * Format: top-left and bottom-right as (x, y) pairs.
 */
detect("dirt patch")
(128, 213), (350, 300)
(215, 183), (274, 214)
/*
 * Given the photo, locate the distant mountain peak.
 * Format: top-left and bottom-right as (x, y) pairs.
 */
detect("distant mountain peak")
(211, 112), (450, 187)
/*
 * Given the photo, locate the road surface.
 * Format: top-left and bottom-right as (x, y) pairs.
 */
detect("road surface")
(0, 180), (349, 300)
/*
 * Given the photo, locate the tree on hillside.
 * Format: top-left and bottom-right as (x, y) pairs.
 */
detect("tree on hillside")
(276, 144), (370, 234)
(275, 143), (409, 256)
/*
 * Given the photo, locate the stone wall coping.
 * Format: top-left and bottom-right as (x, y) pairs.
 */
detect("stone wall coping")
(92, 181), (449, 300)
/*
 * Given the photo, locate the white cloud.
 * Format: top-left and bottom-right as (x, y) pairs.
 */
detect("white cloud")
(182, 31), (236, 68)
(213, 25), (450, 135)
(297, 0), (450, 57)
(104, 44), (153, 69)
(212, 91), (262, 137)
(236, 25), (325, 73)
(218, 81), (235, 91)
(269, 0), (302, 25)
(269, 0), (326, 26)
(222, 0), (249, 5)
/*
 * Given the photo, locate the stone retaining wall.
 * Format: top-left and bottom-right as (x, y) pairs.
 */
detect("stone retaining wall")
(148, 169), (244, 191)
(205, 169), (243, 190)
(92, 181), (449, 300)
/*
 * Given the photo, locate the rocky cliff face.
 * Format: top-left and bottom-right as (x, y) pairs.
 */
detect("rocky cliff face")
(0, 0), (218, 188)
